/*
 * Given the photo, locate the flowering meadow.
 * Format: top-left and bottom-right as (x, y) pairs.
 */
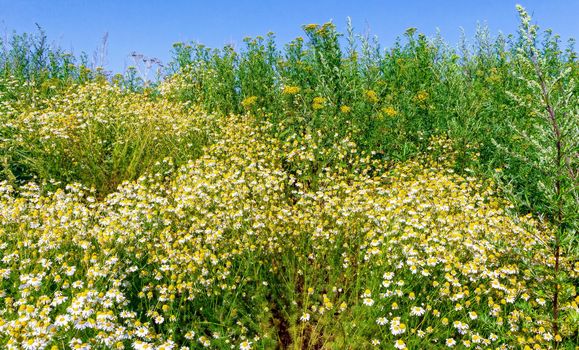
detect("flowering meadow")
(0, 5), (577, 350)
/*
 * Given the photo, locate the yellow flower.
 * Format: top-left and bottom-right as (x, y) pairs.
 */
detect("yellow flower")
(304, 24), (319, 31)
(340, 105), (352, 113)
(364, 90), (379, 103)
(415, 90), (429, 103)
(241, 96), (258, 109)
(313, 96), (326, 104)
(312, 96), (326, 110)
(382, 106), (398, 117)
(317, 22), (335, 36)
(282, 85), (301, 95)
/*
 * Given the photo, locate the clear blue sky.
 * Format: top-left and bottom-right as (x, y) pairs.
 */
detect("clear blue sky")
(1, 0), (577, 73)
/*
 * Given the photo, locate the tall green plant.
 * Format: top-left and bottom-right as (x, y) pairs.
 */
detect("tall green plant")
(498, 5), (578, 340)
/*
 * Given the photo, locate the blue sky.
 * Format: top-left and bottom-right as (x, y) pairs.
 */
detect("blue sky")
(1, 0), (577, 73)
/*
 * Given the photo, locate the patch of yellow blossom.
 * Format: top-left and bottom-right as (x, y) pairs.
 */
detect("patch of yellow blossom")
(382, 106), (398, 117)
(340, 105), (352, 113)
(312, 96), (326, 110)
(282, 86), (300, 95)
(303, 24), (319, 32)
(364, 89), (379, 103)
(241, 96), (258, 109)
(414, 90), (429, 104)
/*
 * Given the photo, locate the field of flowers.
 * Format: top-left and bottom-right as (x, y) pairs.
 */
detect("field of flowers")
(0, 83), (577, 349)
(0, 5), (577, 350)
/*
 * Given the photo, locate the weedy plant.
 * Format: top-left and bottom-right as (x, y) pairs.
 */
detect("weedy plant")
(494, 5), (578, 339)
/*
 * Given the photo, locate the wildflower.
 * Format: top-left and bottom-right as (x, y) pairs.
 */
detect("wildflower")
(304, 24), (319, 31)
(312, 96), (326, 110)
(364, 90), (379, 103)
(446, 338), (456, 347)
(282, 86), (300, 95)
(415, 90), (429, 103)
(376, 317), (388, 326)
(239, 340), (252, 350)
(317, 22), (335, 36)
(136, 326), (149, 338)
(184, 331), (196, 340)
(363, 298), (374, 306)
(382, 106), (398, 117)
(453, 321), (469, 334)
(390, 319), (407, 335)
(322, 295), (333, 309)
(410, 306), (425, 316)
(65, 265), (76, 276)
(241, 96), (258, 109)
(300, 313), (310, 322)
(394, 339), (406, 349)
(198, 336), (211, 347)
(340, 105), (352, 113)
